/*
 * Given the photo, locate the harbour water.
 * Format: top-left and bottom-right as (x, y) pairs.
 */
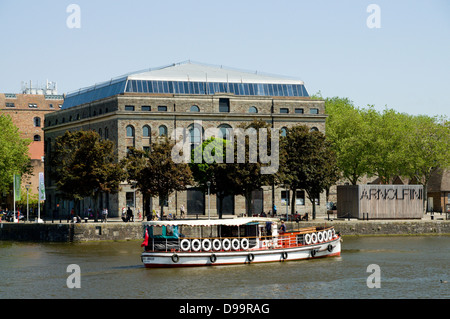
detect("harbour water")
(0, 236), (448, 299)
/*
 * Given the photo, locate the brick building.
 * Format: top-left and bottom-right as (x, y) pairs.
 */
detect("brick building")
(0, 82), (63, 211)
(44, 62), (327, 219)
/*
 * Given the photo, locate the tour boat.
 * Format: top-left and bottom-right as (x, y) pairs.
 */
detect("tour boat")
(140, 217), (341, 268)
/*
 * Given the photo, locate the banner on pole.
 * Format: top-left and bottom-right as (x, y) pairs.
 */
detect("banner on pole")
(39, 172), (46, 201)
(14, 174), (21, 201)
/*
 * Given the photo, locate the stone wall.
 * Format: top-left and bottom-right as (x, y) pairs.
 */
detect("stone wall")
(1, 219), (449, 242)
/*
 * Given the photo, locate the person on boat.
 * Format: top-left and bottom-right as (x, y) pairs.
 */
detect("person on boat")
(279, 221), (286, 234)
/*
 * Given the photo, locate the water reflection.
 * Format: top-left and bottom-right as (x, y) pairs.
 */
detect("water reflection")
(0, 237), (448, 299)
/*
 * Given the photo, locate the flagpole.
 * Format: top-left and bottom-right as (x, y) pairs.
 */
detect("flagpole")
(13, 174), (16, 222)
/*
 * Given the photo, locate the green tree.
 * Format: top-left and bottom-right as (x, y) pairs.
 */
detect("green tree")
(189, 137), (237, 219)
(49, 130), (126, 213)
(0, 115), (32, 194)
(225, 119), (276, 216)
(122, 138), (193, 219)
(278, 125), (339, 219)
(401, 115), (450, 210)
(324, 97), (371, 185)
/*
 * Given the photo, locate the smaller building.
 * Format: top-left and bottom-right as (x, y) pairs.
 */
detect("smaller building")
(337, 185), (424, 219)
(0, 81), (63, 211)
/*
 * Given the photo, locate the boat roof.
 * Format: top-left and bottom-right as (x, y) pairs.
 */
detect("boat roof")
(143, 217), (279, 227)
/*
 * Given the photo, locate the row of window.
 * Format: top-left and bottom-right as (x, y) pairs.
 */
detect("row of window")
(123, 102), (320, 114)
(125, 123), (319, 140)
(123, 190), (319, 208)
(3, 102), (61, 109)
(281, 190), (320, 206)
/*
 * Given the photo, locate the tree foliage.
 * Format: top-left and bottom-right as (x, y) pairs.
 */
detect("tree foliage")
(49, 130), (126, 207)
(0, 115), (32, 194)
(278, 125), (339, 219)
(122, 138), (193, 218)
(324, 94), (450, 201)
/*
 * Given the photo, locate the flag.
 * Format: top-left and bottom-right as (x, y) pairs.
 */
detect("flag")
(14, 174), (21, 201)
(38, 172), (46, 201)
(141, 228), (149, 247)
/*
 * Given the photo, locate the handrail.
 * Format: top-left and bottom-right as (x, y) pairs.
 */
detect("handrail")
(147, 226), (337, 252)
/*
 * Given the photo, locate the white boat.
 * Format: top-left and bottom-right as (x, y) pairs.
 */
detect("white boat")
(141, 217), (341, 268)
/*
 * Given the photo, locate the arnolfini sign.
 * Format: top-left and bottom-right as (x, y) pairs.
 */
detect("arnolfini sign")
(337, 185), (424, 219)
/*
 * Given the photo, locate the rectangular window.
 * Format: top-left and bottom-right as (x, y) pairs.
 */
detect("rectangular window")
(125, 105), (135, 111)
(281, 190), (290, 205)
(141, 105), (151, 111)
(126, 192), (135, 208)
(219, 98), (230, 113)
(280, 108), (289, 114)
(310, 108), (319, 114)
(28, 103), (38, 108)
(158, 105), (167, 112)
(5, 102), (15, 108)
(296, 191), (305, 205)
(295, 108), (304, 114)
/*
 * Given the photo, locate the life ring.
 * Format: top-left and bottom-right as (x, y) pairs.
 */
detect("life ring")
(171, 254), (179, 263)
(305, 233), (312, 245)
(327, 244), (334, 252)
(323, 230), (329, 242)
(241, 238), (250, 250)
(212, 239), (222, 251)
(327, 230), (333, 240)
(248, 253), (255, 262)
(281, 252), (288, 260)
(317, 231), (324, 243)
(311, 233), (318, 244)
(231, 238), (240, 251)
(202, 239), (212, 251)
(222, 239), (231, 251)
(191, 239), (201, 252)
(180, 239), (191, 251)
(311, 249), (316, 257)
(210, 254), (217, 263)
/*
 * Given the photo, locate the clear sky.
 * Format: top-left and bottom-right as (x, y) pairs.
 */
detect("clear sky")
(0, 0), (449, 116)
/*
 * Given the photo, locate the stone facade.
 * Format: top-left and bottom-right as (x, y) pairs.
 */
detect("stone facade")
(44, 66), (328, 220)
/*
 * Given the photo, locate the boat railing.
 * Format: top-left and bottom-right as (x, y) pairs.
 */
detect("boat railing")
(146, 226), (337, 253)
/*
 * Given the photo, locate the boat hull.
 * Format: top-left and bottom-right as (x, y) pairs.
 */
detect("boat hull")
(141, 237), (341, 268)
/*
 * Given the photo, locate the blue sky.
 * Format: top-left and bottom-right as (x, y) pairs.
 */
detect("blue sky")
(0, 0), (449, 116)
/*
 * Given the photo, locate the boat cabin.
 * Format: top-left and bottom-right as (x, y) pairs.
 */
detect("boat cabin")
(143, 218), (277, 252)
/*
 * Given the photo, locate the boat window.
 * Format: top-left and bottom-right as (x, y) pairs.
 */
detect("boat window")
(151, 226), (163, 237)
(166, 226), (174, 236)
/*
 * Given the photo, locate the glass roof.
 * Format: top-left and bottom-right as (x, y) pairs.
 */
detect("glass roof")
(62, 61), (309, 109)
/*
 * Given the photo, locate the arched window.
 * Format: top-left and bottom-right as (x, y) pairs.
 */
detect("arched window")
(281, 127), (288, 137)
(159, 125), (168, 137)
(189, 125), (202, 144)
(34, 135), (41, 141)
(190, 105), (200, 112)
(126, 125), (135, 137)
(249, 106), (258, 113)
(218, 124), (232, 140)
(143, 125), (151, 137)
(33, 117), (41, 127)
(310, 127), (319, 132)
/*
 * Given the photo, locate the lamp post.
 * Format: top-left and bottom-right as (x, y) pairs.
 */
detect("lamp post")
(25, 184), (30, 222)
(285, 184), (289, 222)
(206, 181), (211, 220)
